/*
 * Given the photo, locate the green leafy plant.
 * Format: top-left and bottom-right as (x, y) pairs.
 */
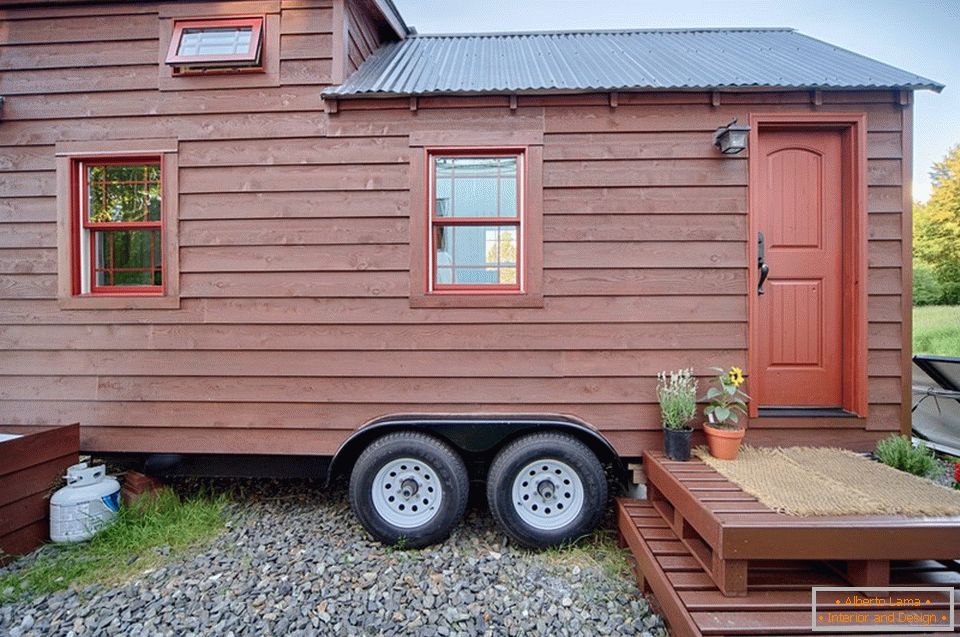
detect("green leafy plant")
(656, 369), (697, 431)
(874, 434), (940, 478)
(913, 260), (944, 306)
(702, 366), (749, 430)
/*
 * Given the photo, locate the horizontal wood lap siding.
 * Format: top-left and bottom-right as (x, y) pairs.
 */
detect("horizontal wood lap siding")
(344, 0), (387, 74)
(0, 0), (909, 456)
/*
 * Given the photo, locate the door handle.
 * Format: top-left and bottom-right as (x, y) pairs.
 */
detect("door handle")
(757, 232), (770, 295)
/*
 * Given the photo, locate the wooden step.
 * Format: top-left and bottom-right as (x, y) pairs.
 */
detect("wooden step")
(615, 498), (960, 636)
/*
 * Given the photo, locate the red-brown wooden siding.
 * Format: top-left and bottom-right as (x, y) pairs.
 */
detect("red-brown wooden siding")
(344, 0), (387, 74)
(0, 0), (911, 458)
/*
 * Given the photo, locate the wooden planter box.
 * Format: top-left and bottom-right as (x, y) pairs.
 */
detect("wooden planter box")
(0, 423), (80, 564)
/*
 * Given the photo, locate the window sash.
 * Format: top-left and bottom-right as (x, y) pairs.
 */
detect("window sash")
(165, 17), (264, 67)
(428, 151), (524, 293)
(90, 229), (163, 294)
(76, 158), (164, 295)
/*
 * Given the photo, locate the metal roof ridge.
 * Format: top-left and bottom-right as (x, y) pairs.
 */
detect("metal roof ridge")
(407, 27), (798, 38)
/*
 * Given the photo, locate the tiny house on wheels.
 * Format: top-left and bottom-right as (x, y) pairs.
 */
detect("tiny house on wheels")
(0, 0), (942, 548)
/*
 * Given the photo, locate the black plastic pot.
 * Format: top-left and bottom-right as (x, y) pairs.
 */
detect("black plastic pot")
(663, 427), (693, 461)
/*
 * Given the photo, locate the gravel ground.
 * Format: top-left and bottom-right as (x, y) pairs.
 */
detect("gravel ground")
(933, 456), (959, 488)
(0, 478), (667, 637)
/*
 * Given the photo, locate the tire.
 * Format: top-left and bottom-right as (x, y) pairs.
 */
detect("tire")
(349, 432), (469, 548)
(486, 432), (607, 548)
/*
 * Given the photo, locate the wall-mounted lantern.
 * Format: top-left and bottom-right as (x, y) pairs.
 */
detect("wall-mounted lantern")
(713, 118), (750, 155)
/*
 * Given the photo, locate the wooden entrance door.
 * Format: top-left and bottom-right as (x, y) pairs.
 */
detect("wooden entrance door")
(754, 129), (844, 409)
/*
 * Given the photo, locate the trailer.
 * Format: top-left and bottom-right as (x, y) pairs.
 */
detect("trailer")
(0, 0), (941, 547)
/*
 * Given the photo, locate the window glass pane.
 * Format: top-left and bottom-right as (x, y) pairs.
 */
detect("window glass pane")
(434, 156), (518, 218)
(94, 230), (162, 287)
(499, 176), (517, 217)
(178, 26), (253, 57)
(434, 225), (517, 285)
(455, 177), (499, 217)
(87, 163), (161, 223)
(435, 177), (452, 217)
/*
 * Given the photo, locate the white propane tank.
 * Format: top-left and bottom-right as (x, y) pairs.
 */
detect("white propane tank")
(50, 462), (121, 543)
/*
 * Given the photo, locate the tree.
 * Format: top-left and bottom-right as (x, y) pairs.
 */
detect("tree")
(913, 259), (943, 305)
(914, 145), (960, 304)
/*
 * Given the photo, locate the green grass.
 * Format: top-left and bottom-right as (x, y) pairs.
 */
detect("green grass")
(540, 528), (633, 582)
(913, 305), (960, 356)
(0, 488), (227, 603)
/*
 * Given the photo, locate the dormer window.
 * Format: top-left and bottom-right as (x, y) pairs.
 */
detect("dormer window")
(165, 17), (264, 74)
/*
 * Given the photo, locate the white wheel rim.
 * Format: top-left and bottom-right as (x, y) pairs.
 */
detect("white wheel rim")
(511, 458), (585, 531)
(371, 457), (443, 529)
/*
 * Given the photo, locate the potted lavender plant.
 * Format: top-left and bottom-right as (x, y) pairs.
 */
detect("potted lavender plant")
(657, 369), (698, 461)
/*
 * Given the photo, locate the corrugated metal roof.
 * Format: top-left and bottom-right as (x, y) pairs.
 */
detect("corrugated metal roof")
(323, 28), (942, 98)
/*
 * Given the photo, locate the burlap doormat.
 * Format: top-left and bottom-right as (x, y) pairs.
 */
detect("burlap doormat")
(693, 446), (960, 517)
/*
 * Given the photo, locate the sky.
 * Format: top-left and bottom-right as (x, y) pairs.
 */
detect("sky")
(394, 0), (958, 202)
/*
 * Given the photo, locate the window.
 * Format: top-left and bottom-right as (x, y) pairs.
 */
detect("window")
(429, 153), (523, 292)
(56, 139), (179, 309)
(75, 159), (164, 295)
(165, 17), (264, 73)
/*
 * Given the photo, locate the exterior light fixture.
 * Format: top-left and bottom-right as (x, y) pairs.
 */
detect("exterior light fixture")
(713, 118), (750, 155)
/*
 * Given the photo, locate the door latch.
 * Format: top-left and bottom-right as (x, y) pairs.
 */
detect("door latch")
(757, 232), (770, 295)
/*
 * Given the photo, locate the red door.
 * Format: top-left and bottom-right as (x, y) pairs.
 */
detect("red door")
(754, 129), (844, 409)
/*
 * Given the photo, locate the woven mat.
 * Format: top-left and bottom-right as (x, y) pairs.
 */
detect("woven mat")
(693, 446), (960, 517)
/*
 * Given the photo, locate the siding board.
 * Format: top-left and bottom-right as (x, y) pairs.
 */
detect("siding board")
(545, 242), (746, 268)
(179, 218), (409, 246)
(0, 40), (158, 70)
(0, 146), (55, 172)
(544, 214), (746, 242)
(4, 88), (326, 121)
(280, 7), (333, 34)
(0, 197), (55, 223)
(180, 244), (409, 272)
(0, 65), (157, 95)
(0, 274), (56, 299)
(279, 58), (333, 85)
(0, 349), (748, 378)
(0, 322), (748, 351)
(0, 13), (157, 44)
(0, 248), (57, 274)
(544, 186), (747, 214)
(280, 33), (333, 60)
(179, 164), (408, 193)
(179, 190), (408, 219)
(178, 137), (409, 167)
(544, 158), (747, 187)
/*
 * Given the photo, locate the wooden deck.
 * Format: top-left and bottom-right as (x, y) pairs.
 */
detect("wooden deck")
(0, 423), (79, 563)
(617, 450), (960, 636)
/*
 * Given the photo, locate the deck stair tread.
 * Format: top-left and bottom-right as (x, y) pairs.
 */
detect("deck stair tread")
(617, 498), (960, 636)
(617, 449), (960, 636)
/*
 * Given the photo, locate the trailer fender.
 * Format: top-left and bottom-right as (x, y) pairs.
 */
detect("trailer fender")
(327, 414), (625, 485)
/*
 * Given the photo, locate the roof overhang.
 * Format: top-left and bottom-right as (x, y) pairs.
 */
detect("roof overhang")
(372, 0), (410, 39)
(323, 83), (943, 101)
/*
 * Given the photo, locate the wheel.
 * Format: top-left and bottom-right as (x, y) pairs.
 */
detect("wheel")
(349, 431), (469, 548)
(486, 432), (607, 548)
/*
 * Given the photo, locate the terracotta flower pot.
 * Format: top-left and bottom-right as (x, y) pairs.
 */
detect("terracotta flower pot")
(703, 423), (745, 460)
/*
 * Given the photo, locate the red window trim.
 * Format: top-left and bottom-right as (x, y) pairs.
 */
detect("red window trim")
(165, 16), (264, 71)
(72, 156), (165, 297)
(427, 148), (525, 295)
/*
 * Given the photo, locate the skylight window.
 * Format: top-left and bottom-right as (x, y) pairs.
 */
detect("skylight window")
(165, 17), (264, 73)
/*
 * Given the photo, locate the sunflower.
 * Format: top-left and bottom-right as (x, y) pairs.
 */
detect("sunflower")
(727, 366), (745, 388)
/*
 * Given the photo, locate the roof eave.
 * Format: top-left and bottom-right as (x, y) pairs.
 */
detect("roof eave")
(322, 83), (944, 100)
(372, 0), (411, 39)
